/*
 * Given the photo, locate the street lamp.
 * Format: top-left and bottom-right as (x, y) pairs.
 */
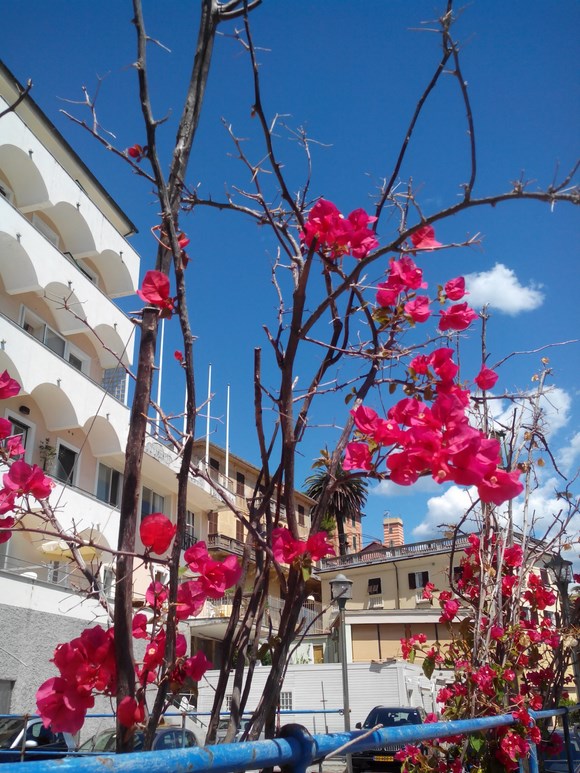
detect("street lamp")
(546, 554), (580, 698)
(330, 573), (353, 773)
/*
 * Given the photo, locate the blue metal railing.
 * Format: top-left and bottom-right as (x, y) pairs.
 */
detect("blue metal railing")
(1, 706), (577, 773)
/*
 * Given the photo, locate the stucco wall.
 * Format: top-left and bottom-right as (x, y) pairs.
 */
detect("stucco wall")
(0, 601), (113, 741)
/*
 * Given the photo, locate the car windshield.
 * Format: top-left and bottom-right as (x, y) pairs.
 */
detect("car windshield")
(0, 717), (25, 749)
(78, 730), (147, 753)
(363, 709), (422, 728)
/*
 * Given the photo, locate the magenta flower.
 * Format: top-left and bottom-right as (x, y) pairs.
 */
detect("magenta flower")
(137, 270), (174, 314)
(477, 468), (523, 506)
(117, 696), (145, 728)
(140, 513), (177, 554)
(404, 296), (431, 323)
(410, 224), (442, 250)
(3, 460), (53, 499)
(0, 370), (21, 399)
(350, 405), (380, 435)
(444, 276), (467, 300)
(439, 302), (478, 332)
(343, 442), (373, 471)
(475, 366), (499, 390)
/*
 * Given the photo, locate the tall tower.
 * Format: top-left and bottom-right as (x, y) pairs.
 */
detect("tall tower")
(383, 516), (404, 547)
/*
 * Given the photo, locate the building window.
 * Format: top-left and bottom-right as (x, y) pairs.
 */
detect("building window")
(225, 694), (232, 711)
(20, 307), (89, 374)
(55, 441), (78, 485)
(209, 457), (220, 477)
(0, 680), (14, 713)
(181, 510), (196, 550)
(539, 568), (550, 585)
(236, 520), (244, 543)
(408, 571), (429, 590)
(208, 511), (218, 535)
(368, 577), (382, 595)
(96, 463), (123, 507)
(236, 472), (245, 497)
(102, 367), (127, 403)
(279, 692), (293, 712)
(141, 486), (165, 519)
(3, 414), (33, 461)
(352, 535), (358, 551)
(297, 505), (305, 527)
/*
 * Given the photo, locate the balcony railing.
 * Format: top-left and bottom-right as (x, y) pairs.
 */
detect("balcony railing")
(320, 533), (472, 570)
(197, 594), (324, 634)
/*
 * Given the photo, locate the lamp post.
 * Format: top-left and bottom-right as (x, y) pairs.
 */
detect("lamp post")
(330, 572), (353, 773)
(546, 554), (580, 699)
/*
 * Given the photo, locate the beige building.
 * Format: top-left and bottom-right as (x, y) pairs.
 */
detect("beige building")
(319, 534), (468, 662)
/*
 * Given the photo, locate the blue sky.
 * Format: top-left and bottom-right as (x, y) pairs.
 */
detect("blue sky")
(2, 2), (578, 547)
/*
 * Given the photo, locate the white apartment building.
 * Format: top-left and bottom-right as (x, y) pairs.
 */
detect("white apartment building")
(0, 60), (316, 714)
(0, 61), (207, 709)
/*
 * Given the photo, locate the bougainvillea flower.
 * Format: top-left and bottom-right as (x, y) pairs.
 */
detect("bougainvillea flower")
(475, 366), (499, 390)
(140, 513), (177, 554)
(3, 460), (53, 499)
(300, 199), (350, 258)
(350, 405), (380, 435)
(347, 208), (378, 259)
(444, 276), (467, 300)
(0, 370), (21, 399)
(404, 296), (431, 323)
(410, 224), (442, 250)
(343, 442), (373, 471)
(174, 350), (183, 362)
(183, 651), (212, 681)
(389, 256), (427, 291)
(127, 144), (148, 162)
(0, 418), (12, 439)
(117, 696), (145, 728)
(439, 302), (478, 332)
(36, 676), (94, 734)
(503, 544), (523, 568)
(175, 580), (206, 620)
(6, 436), (25, 457)
(0, 516), (14, 544)
(272, 527), (307, 564)
(137, 270), (174, 313)
(375, 282), (399, 307)
(177, 233), (190, 249)
(145, 581), (168, 609)
(131, 613), (148, 639)
(477, 468), (523, 505)
(198, 554), (242, 598)
(305, 531), (335, 561)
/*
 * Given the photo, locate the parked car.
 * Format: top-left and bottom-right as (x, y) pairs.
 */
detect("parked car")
(351, 706), (425, 773)
(215, 718), (264, 744)
(78, 725), (198, 754)
(0, 716), (76, 763)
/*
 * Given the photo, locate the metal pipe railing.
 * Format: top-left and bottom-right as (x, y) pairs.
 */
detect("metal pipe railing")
(0, 705), (577, 773)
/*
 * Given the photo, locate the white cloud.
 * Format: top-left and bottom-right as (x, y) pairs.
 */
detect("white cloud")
(559, 431), (580, 476)
(495, 386), (571, 438)
(412, 486), (476, 538)
(464, 263), (544, 315)
(371, 477), (441, 498)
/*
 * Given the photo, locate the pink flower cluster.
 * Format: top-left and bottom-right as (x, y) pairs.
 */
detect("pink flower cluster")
(272, 526), (335, 564)
(137, 270), (175, 317)
(36, 626), (116, 734)
(344, 348), (523, 506)
(301, 199), (378, 260)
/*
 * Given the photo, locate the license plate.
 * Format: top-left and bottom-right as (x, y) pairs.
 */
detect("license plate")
(373, 755), (394, 762)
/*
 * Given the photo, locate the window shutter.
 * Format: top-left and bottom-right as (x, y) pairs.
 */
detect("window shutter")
(408, 572), (417, 590)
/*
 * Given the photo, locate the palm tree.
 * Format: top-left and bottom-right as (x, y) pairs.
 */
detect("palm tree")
(304, 460), (368, 556)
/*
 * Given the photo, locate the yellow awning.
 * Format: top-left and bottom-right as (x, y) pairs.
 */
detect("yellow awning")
(40, 539), (99, 561)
